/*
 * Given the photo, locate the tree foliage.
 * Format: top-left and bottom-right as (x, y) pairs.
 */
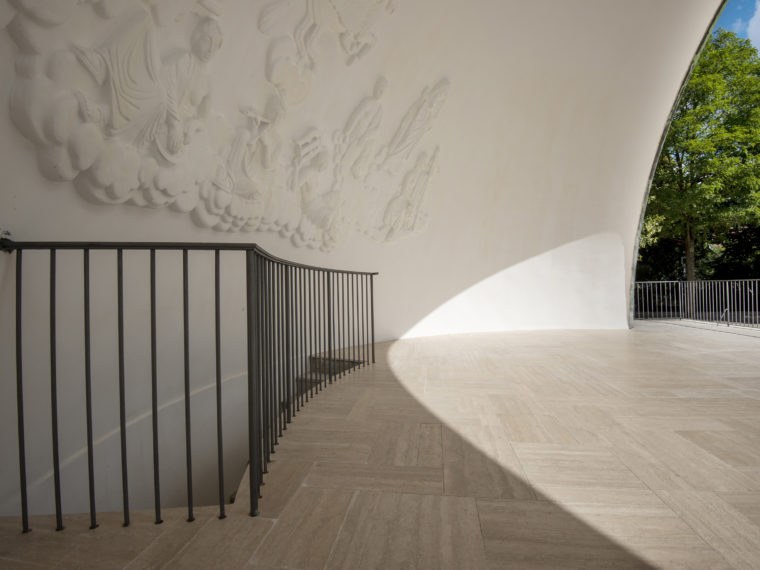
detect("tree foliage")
(639, 29), (760, 280)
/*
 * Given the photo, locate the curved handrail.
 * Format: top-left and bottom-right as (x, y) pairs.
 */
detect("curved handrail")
(2, 237), (377, 532)
(0, 238), (378, 275)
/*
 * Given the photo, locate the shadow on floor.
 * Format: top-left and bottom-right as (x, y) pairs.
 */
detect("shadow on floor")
(2, 334), (706, 569)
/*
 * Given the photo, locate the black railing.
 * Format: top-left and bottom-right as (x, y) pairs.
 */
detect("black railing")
(0, 238), (376, 532)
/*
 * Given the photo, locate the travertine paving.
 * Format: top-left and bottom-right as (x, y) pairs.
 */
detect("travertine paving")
(2, 321), (760, 569)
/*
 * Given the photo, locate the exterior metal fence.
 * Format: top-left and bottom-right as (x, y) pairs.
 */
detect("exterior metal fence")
(634, 279), (760, 328)
(1, 238), (376, 533)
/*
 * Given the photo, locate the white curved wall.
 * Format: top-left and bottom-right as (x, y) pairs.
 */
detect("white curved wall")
(0, 0), (721, 515)
(0, 0), (722, 339)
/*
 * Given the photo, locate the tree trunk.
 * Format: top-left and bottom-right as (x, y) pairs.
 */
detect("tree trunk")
(685, 225), (696, 281)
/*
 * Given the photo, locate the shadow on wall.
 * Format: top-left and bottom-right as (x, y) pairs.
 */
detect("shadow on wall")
(394, 232), (629, 339)
(0, 249), (251, 517)
(0, 375), (250, 517)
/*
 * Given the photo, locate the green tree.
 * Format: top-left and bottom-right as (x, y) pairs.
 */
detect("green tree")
(640, 29), (760, 280)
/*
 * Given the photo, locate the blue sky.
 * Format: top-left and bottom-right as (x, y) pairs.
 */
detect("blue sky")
(716, 0), (760, 47)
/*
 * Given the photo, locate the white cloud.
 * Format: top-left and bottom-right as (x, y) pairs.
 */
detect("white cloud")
(731, 17), (748, 35)
(747, 0), (760, 49)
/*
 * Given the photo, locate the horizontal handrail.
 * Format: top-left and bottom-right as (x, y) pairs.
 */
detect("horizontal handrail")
(635, 278), (759, 284)
(2, 238), (377, 533)
(0, 238), (378, 276)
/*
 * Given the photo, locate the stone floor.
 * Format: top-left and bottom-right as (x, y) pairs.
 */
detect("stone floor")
(2, 321), (760, 569)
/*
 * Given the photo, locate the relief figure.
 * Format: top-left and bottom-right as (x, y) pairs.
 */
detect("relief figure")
(379, 78), (449, 173)
(72, 10), (222, 161)
(382, 147), (438, 241)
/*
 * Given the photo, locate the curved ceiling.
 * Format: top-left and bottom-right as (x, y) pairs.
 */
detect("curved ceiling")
(0, 0), (723, 339)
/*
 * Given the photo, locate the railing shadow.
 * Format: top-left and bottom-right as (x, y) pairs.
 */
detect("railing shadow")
(246, 338), (670, 569)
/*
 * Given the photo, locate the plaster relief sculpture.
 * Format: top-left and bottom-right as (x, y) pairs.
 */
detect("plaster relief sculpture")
(297, 0), (393, 68)
(7, 10), (65, 55)
(5, 0), (448, 251)
(332, 76), (385, 191)
(378, 78), (450, 174)
(265, 35), (313, 106)
(380, 147), (438, 242)
(71, 11), (223, 211)
(20, 3), (221, 213)
(91, 0), (135, 20)
(330, 0), (394, 65)
(72, 12), (221, 160)
(195, 97), (286, 232)
(10, 0), (75, 27)
(0, 3), (15, 29)
(290, 128), (341, 249)
(259, 0), (393, 106)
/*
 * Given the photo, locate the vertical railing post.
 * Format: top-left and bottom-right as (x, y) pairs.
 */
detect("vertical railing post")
(686, 281), (691, 320)
(359, 276), (365, 367)
(15, 249), (30, 533)
(645, 283), (650, 318)
(273, 264), (280, 431)
(725, 281), (730, 327)
(634, 283), (639, 319)
(675, 281), (682, 320)
(299, 267), (305, 407)
(285, 266), (293, 421)
(182, 249), (194, 522)
(316, 271), (323, 392)
(49, 249), (63, 531)
(646, 283), (650, 319)
(270, 261), (277, 446)
(278, 264), (285, 435)
(149, 249), (162, 525)
(214, 250), (226, 519)
(327, 272), (333, 384)
(258, 256), (269, 472)
(351, 274), (356, 366)
(294, 267), (301, 412)
(341, 273), (347, 376)
(83, 249), (98, 529)
(276, 265), (283, 437)
(299, 267), (307, 404)
(262, 261), (270, 460)
(309, 270), (315, 398)
(370, 274), (375, 364)
(246, 250), (260, 516)
(657, 281), (662, 319)
(262, 259), (271, 464)
(364, 275), (369, 366)
(319, 271), (323, 386)
(117, 249), (130, 526)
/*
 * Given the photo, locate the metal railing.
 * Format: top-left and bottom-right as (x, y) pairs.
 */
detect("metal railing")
(634, 279), (760, 328)
(1, 238), (376, 532)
